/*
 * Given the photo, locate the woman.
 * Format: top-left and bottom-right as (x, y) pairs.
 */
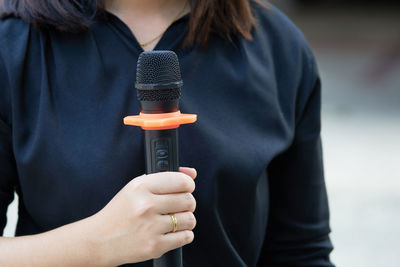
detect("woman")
(0, 0), (334, 266)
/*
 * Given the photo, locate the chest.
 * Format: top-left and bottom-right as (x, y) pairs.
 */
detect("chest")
(10, 39), (294, 228)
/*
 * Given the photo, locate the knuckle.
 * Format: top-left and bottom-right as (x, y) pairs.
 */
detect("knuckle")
(187, 212), (197, 229)
(130, 178), (146, 191)
(152, 247), (164, 259)
(191, 198), (197, 211)
(153, 251), (164, 260)
(144, 239), (156, 257)
(177, 178), (189, 191)
(184, 194), (196, 211)
(178, 174), (195, 192)
(186, 178), (195, 192)
(183, 231), (194, 244)
(184, 193), (193, 202)
(145, 238), (162, 258)
(136, 201), (154, 217)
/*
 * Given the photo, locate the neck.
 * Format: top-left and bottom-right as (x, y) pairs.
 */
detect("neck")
(104, 0), (189, 51)
(105, 0), (182, 16)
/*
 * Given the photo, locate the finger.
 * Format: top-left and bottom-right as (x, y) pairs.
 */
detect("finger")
(158, 212), (196, 234)
(154, 193), (196, 214)
(158, 230), (194, 253)
(146, 172), (195, 195)
(179, 167), (197, 180)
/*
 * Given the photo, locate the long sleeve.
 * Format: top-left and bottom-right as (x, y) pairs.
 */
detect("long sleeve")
(257, 56), (334, 266)
(0, 52), (17, 235)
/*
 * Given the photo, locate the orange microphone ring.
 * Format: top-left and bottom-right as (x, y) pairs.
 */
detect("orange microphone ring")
(124, 111), (197, 130)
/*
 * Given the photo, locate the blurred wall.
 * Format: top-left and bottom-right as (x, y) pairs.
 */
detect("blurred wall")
(272, 1), (400, 267)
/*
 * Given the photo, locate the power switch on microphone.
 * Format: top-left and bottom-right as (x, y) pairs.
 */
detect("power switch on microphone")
(156, 149), (168, 159)
(157, 160), (169, 170)
(155, 140), (170, 172)
(145, 130), (178, 174)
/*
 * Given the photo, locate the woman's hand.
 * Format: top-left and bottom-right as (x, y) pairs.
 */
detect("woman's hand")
(0, 168), (196, 267)
(91, 167), (197, 266)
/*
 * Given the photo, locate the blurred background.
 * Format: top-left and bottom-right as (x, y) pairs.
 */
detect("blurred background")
(4, 1), (400, 266)
(272, 1), (400, 266)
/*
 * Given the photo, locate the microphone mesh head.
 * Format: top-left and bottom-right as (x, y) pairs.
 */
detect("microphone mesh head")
(136, 51), (182, 85)
(136, 51), (182, 102)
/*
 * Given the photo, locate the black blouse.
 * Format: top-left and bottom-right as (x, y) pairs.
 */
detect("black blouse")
(0, 4), (333, 267)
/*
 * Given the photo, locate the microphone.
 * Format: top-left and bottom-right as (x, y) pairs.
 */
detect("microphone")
(124, 50), (197, 267)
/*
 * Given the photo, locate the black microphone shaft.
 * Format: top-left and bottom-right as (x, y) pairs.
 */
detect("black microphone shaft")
(145, 129), (182, 267)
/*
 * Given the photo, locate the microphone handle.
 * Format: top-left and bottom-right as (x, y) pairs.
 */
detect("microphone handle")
(144, 129), (182, 267)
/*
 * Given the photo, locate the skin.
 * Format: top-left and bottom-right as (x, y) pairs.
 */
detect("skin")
(105, 0), (191, 51)
(0, 168), (197, 266)
(0, 2), (196, 266)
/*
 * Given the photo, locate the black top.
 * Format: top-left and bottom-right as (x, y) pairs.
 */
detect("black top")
(0, 4), (333, 267)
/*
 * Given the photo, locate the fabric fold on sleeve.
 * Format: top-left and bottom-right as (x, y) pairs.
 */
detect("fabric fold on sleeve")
(258, 52), (334, 266)
(0, 116), (17, 236)
(0, 51), (17, 235)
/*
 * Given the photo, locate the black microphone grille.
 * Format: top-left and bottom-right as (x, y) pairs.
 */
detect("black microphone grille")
(137, 88), (181, 102)
(136, 50), (183, 89)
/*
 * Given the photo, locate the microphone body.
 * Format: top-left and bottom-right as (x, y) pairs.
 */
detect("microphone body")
(144, 129), (179, 174)
(124, 51), (197, 267)
(145, 128), (181, 266)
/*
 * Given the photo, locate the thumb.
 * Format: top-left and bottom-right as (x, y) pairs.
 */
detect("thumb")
(179, 167), (197, 179)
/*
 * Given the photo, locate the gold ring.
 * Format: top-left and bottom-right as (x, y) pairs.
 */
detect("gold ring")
(169, 213), (178, 233)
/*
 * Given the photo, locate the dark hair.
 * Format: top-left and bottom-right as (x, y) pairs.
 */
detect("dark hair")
(0, 0), (265, 46)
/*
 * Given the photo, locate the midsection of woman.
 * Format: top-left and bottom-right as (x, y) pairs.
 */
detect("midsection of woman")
(0, 1), (333, 266)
